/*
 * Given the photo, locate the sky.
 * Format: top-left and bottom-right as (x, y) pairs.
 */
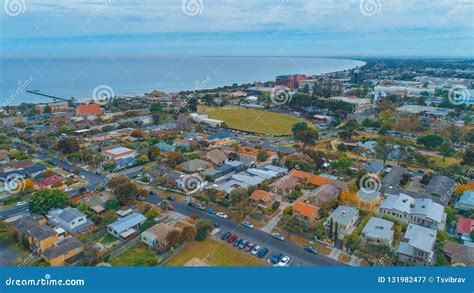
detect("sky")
(0, 0), (473, 58)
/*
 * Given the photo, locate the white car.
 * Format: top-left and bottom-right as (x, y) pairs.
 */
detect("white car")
(65, 187), (73, 192)
(278, 256), (290, 267)
(242, 221), (254, 229)
(250, 245), (261, 255)
(216, 212), (228, 219)
(272, 232), (285, 241)
(15, 201), (27, 207)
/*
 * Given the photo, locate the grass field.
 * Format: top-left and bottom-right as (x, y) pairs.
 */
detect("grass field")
(110, 243), (157, 266)
(164, 239), (265, 266)
(199, 106), (309, 135)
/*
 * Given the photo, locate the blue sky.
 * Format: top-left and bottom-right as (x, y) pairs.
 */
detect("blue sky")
(1, 0), (473, 58)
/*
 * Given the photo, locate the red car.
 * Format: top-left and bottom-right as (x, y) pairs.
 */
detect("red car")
(227, 234), (237, 244)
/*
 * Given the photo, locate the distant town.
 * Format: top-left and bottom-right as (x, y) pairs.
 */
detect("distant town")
(0, 58), (473, 267)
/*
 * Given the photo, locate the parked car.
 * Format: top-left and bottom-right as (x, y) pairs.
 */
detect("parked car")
(212, 221), (220, 228)
(207, 208), (216, 215)
(227, 234), (237, 244)
(272, 232), (285, 241)
(233, 238), (242, 247)
(167, 196), (175, 201)
(245, 243), (255, 252)
(64, 187), (73, 192)
(271, 253), (284, 264)
(194, 204), (206, 211)
(304, 246), (318, 254)
(257, 248), (269, 258)
(238, 240), (249, 249)
(166, 204), (174, 211)
(216, 212), (228, 219)
(15, 201), (27, 207)
(277, 256), (290, 267)
(187, 202), (196, 207)
(221, 232), (231, 241)
(251, 245), (261, 255)
(149, 191), (157, 196)
(241, 221), (254, 229)
(95, 171), (101, 175)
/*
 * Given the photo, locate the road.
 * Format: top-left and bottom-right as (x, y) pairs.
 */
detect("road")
(145, 195), (345, 267)
(0, 205), (29, 219)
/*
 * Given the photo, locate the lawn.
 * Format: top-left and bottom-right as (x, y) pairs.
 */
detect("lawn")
(97, 233), (118, 245)
(164, 239), (265, 266)
(109, 243), (157, 266)
(199, 106), (310, 135)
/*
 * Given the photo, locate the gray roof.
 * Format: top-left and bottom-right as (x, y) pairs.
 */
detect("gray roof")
(55, 207), (85, 223)
(43, 237), (83, 259)
(380, 193), (414, 214)
(402, 223), (437, 253)
(425, 175), (455, 198)
(362, 217), (394, 242)
(382, 167), (406, 187)
(10, 215), (57, 241)
(411, 198), (444, 223)
(330, 206), (358, 226)
(363, 160), (384, 174)
(107, 213), (146, 234)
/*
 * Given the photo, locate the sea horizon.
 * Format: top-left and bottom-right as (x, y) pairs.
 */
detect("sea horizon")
(0, 56), (365, 106)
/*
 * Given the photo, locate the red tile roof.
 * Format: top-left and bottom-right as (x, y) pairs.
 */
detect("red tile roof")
(249, 190), (274, 202)
(457, 217), (474, 234)
(38, 176), (64, 188)
(293, 202), (318, 218)
(292, 170), (329, 186)
(75, 104), (101, 116)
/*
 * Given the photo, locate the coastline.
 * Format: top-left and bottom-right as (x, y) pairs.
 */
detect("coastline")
(1, 57), (365, 106)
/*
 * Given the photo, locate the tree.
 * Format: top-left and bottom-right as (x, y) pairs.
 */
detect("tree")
(439, 140), (452, 161)
(57, 137), (80, 154)
(291, 122), (309, 139)
(148, 147), (161, 162)
(29, 189), (70, 215)
(375, 138), (393, 164)
(195, 220), (214, 241)
(113, 182), (140, 205)
(462, 146), (474, 166)
(256, 150), (268, 162)
(417, 134), (443, 150)
(0, 220), (15, 242)
(295, 129), (319, 150)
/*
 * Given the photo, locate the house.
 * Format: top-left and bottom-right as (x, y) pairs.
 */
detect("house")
(42, 237), (84, 266)
(155, 142), (176, 152)
(204, 149), (227, 166)
(325, 206), (359, 239)
(75, 104), (101, 116)
(292, 170), (330, 186)
(456, 217), (474, 243)
(236, 146), (277, 162)
(293, 202), (319, 225)
(47, 207), (93, 234)
(425, 175), (456, 205)
(308, 184), (339, 206)
(10, 215), (59, 255)
(115, 157), (137, 170)
(38, 176), (64, 189)
(356, 189), (382, 211)
(397, 223), (437, 265)
(443, 241), (474, 266)
(107, 213), (146, 239)
(269, 175), (300, 196)
(361, 217), (394, 245)
(178, 159), (212, 173)
(454, 191), (474, 211)
(24, 165), (47, 178)
(378, 194), (446, 230)
(101, 147), (137, 161)
(362, 159), (384, 174)
(141, 222), (179, 252)
(207, 131), (234, 147)
(8, 159), (34, 170)
(382, 166), (407, 188)
(249, 190), (274, 209)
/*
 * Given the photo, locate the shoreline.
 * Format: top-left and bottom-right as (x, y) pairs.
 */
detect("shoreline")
(1, 57), (365, 106)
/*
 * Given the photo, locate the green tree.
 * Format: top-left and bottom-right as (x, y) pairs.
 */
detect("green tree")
(417, 134), (444, 150)
(291, 122), (309, 139)
(195, 220), (214, 241)
(29, 189), (70, 215)
(439, 140), (452, 161)
(256, 150), (268, 162)
(0, 220), (15, 242)
(375, 138), (394, 164)
(57, 137), (80, 154)
(295, 128), (319, 150)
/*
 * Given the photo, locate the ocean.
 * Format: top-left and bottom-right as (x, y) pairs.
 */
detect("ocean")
(0, 56), (365, 105)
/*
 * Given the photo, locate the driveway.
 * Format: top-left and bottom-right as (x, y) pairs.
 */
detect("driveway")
(0, 242), (20, 265)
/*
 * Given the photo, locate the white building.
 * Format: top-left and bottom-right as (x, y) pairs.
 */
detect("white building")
(328, 96), (372, 112)
(361, 217), (394, 246)
(47, 207), (92, 234)
(397, 223), (437, 265)
(101, 147), (137, 161)
(190, 113), (224, 127)
(378, 194), (446, 231)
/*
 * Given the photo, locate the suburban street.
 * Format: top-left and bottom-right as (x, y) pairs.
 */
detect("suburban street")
(144, 194), (345, 267)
